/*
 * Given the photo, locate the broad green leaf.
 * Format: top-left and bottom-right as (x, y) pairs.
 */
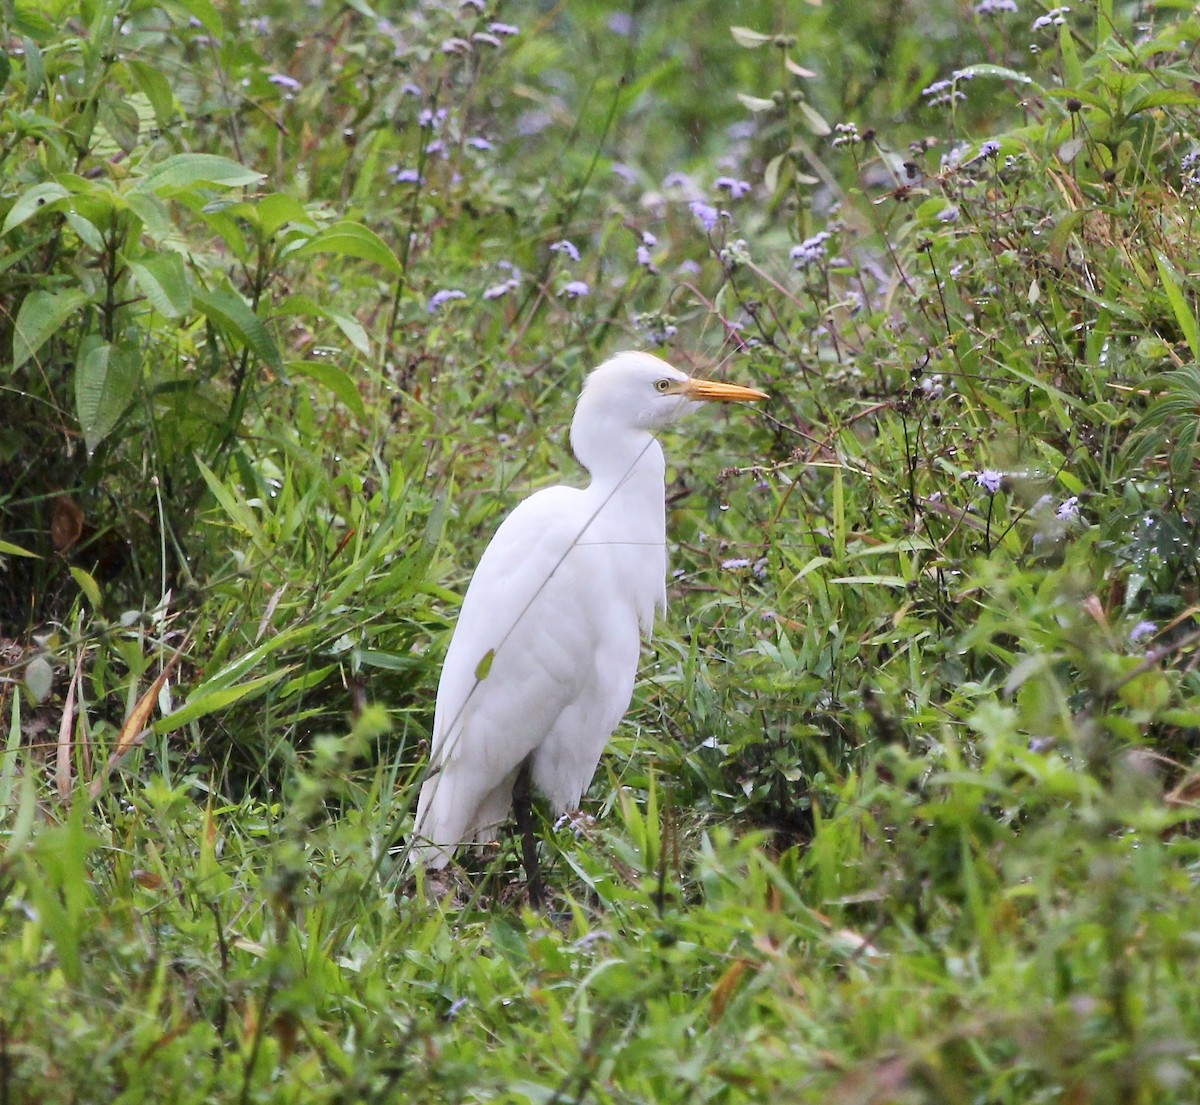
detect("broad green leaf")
(193, 285), (282, 370)
(0, 539), (38, 558)
(256, 193), (315, 237)
(131, 153), (264, 195)
(279, 294), (370, 355)
(129, 252), (192, 317)
(1129, 88), (1200, 114)
(166, 0), (223, 36)
(70, 566), (102, 607)
(289, 220), (403, 275)
(24, 655), (53, 703)
(127, 59), (176, 127)
(64, 211), (104, 250)
(1153, 249), (1200, 361)
(289, 360), (368, 420)
(797, 100), (831, 136)
(2, 181), (69, 235)
(12, 288), (88, 370)
(474, 648), (495, 680)
(75, 340), (139, 454)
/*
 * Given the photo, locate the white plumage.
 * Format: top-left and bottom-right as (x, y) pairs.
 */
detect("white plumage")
(413, 351), (766, 870)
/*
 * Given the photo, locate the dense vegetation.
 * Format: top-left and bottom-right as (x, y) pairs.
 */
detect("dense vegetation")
(2, 0), (1199, 1099)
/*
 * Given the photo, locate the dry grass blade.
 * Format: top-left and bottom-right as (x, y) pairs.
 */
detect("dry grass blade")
(55, 652), (85, 800)
(88, 635), (191, 800)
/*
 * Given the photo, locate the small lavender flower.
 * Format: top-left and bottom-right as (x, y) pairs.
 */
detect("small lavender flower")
(400, 82), (422, 97)
(388, 166), (422, 184)
(483, 278), (520, 300)
(472, 31), (502, 48)
(636, 244), (657, 271)
(489, 21), (520, 36)
(790, 231), (831, 268)
(441, 36), (471, 55)
(975, 0), (1017, 13)
(1056, 496), (1079, 521)
(611, 162), (638, 185)
(560, 280), (589, 298)
(980, 140), (1001, 157)
(938, 205), (960, 223)
(975, 469), (1003, 494)
(418, 107), (447, 129)
(427, 289), (466, 313)
(1032, 6), (1069, 30)
(922, 77), (967, 108)
(1129, 620), (1157, 643)
(466, 136), (494, 150)
(663, 171), (693, 190)
(268, 74), (302, 92)
(689, 200), (721, 232)
(549, 240), (581, 262)
(714, 176), (752, 199)
(921, 374), (945, 398)
(460, 0), (484, 10)
(721, 557), (751, 570)
(425, 139), (444, 155)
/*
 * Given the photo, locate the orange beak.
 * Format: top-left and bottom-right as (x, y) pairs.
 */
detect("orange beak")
(681, 378), (768, 403)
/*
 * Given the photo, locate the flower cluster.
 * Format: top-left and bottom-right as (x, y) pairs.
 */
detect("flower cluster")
(790, 231), (831, 268)
(832, 122), (862, 148)
(975, 0), (1017, 13)
(1031, 6), (1069, 30)
(922, 71), (972, 108)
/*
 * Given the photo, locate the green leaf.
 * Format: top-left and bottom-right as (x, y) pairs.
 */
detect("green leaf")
(70, 566), (102, 607)
(474, 648), (495, 681)
(128, 252), (192, 318)
(127, 59), (176, 127)
(165, 0), (223, 37)
(75, 339), (139, 455)
(24, 655), (52, 703)
(156, 668), (295, 733)
(0, 539), (38, 558)
(288, 220), (403, 275)
(1153, 250), (1200, 361)
(12, 288), (88, 370)
(256, 193), (315, 237)
(737, 92), (776, 113)
(131, 154), (264, 196)
(289, 360), (368, 420)
(2, 181), (69, 235)
(193, 285), (282, 370)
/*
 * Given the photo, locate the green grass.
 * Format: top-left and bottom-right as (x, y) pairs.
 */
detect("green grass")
(2, 0), (1200, 1100)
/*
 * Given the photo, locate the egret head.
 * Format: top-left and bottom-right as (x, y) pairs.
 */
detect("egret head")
(575, 351), (767, 435)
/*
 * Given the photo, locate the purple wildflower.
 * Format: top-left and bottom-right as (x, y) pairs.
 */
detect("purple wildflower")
(975, 0), (1017, 12)
(714, 176), (752, 199)
(549, 240), (581, 262)
(641, 230), (657, 246)
(721, 557), (751, 570)
(790, 231), (831, 268)
(467, 136), (493, 150)
(1032, 6), (1069, 30)
(483, 278), (520, 300)
(389, 166), (422, 184)
(1056, 496), (1079, 521)
(975, 469), (1003, 494)
(611, 162), (638, 185)
(560, 280), (589, 298)
(980, 139), (1001, 157)
(472, 31), (502, 48)
(637, 244), (657, 271)
(268, 74), (302, 92)
(690, 200), (721, 232)
(1129, 620), (1157, 643)
(489, 21), (519, 36)
(427, 289), (466, 314)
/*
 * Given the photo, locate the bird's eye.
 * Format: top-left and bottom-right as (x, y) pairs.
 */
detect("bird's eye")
(654, 379), (672, 393)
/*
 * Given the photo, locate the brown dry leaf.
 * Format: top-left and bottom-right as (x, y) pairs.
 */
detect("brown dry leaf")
(51, 495), (84, 553)
(708, 958), (751, 1025)
(88, 636), (190, 800)
(56, 653), (85, 800)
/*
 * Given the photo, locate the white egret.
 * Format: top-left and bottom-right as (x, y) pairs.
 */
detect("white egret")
(412, 351), (767, 901)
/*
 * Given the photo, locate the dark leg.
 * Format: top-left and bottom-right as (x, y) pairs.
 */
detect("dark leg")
(512, 758), (543, 908)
